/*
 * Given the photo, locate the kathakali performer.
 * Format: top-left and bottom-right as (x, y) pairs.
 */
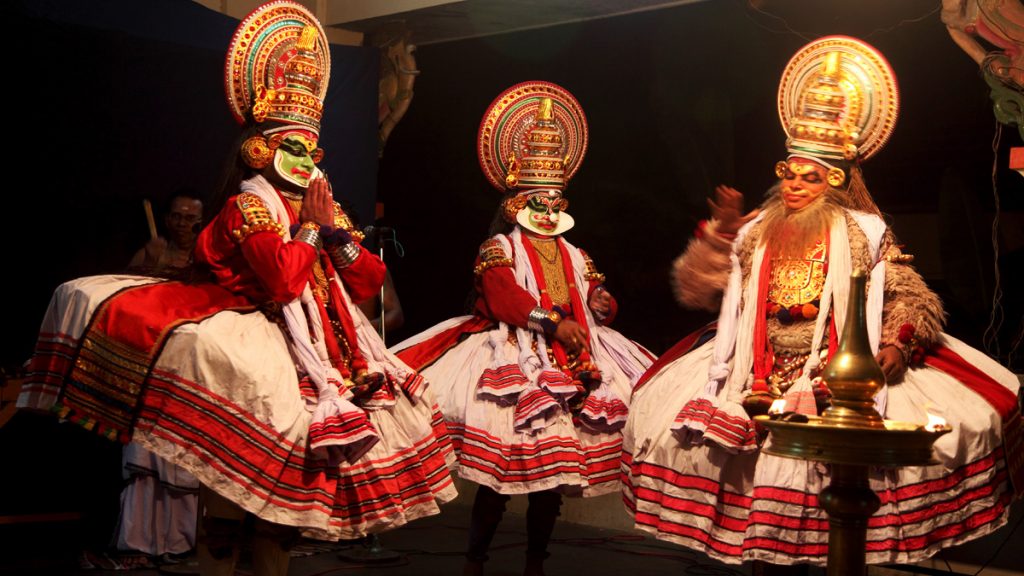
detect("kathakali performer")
(19, 2), (455, 575)
(393, 81), (654, 576)
(621, 36), (1022, 569)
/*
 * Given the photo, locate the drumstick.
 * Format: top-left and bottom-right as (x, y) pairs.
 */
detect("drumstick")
(143, 199), (158, 240)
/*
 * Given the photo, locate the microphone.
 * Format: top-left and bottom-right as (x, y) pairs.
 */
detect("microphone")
(362, 225), (394, 237)
(362, 225), (405, 258)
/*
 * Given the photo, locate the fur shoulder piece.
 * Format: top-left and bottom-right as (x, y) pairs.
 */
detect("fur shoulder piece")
(877, 229), (946, 352)
(671, 230), (733, 312)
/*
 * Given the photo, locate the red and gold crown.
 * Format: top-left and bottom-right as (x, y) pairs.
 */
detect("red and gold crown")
(477, 81), (588, 194)
(777, 36), (899, 183)
(224, 1), (331, 134)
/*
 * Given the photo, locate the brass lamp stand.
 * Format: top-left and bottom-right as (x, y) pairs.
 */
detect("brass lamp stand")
(757, 272), (950, 576)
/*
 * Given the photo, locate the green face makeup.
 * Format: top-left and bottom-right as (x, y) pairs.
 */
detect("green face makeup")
(272, 134), (321, 188)
(525, 192), (561, 233)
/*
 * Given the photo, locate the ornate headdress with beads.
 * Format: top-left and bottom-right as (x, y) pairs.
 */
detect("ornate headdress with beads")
(477, 81), (588, 225)
(775, 36), (899, 187)
(225, 1), (331, 169)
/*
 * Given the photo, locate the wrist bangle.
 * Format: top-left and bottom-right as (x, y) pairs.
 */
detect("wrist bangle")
(328, 241), (361, 268)
(294, 222), (323, 251)
(527, 306), (562, 334)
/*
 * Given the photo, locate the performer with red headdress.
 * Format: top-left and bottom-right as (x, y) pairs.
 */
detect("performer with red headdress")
(394, 81), (654, 576)
(19, 3), (455, 575)
(622, 36), (1022, 571)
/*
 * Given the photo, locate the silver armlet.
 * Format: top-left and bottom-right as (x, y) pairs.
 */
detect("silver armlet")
(527, 306), (559, 333)
(328, 242), (361, 268)
(293, 224), (323, 251)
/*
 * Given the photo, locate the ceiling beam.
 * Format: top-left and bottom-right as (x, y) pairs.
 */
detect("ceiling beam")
(321, 0), (465, 25)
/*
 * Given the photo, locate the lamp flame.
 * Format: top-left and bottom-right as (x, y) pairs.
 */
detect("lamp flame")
(925, 401), (946, 428)
(769, 398), (787, 415)
(924, 408), (948, 432)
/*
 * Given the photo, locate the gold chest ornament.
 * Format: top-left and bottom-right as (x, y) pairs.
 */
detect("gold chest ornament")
(532, 239), (570, 307)
(768, 239), (828, 308)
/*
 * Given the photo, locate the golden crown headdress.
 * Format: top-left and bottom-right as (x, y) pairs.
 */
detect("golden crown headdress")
(776, 36), (899, 185)
(224, 1), (331, 134)
(477, 81), (589, 195)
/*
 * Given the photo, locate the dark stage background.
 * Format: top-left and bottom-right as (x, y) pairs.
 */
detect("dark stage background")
(0, 0), (1021, 544)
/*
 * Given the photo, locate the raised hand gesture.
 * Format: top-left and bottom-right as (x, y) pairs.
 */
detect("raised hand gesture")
(708, 185), (759, 236)
(299, 176), (335, 228)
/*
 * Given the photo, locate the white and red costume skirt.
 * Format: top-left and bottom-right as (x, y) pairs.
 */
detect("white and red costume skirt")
(19, 274), (456, 540)
(622, 329), (1022, 566)
(396, 314), (652, 497)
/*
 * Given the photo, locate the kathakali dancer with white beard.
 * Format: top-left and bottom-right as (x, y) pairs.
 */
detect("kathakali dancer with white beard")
(393, 81), (654, 576)
(621, 36), (1022, 570)
(19, 2), (454, 575)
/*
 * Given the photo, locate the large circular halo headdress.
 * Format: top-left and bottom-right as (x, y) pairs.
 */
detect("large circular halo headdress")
(224, 0), (331, 133)
(778, 35), (899, 168)
(477, 81), (589, 194)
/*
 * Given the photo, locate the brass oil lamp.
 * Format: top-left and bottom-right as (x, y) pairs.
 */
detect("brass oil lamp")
(757, 271), (950, 575)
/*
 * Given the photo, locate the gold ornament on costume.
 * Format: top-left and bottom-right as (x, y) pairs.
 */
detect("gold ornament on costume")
(241, 136), (274, 169)
(792, 159), (847, 191)
(581, 250), (605, 284)
(826, 167), (846, 187)
(332, 203), (365, 244)
(516, 98), (567, 188)
(232, 192), (285, 242)
(475, 238), (514, 275)
(224, 1), (331, 133)
(768, 239), (828, 308)
(532, 239), (570, 306)
(502, 193), (529, 223)
(778, 36), (899, 165)
(505, 155), (520, 189)
(776, 158), (848, 189)
(774, 161), (788, 179)
(251, 86), (273, 123)
(239, 132), (290, 169)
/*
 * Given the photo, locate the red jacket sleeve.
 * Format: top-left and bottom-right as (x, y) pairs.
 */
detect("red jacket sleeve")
(240, 232), (318, 303)
(475, 264), (539, 328)
(196, 193), (318, 304)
